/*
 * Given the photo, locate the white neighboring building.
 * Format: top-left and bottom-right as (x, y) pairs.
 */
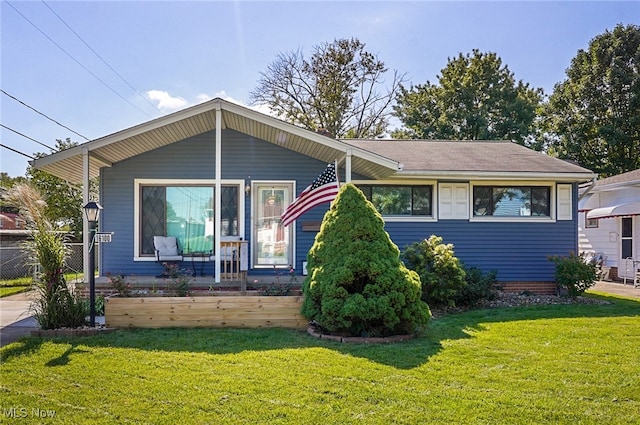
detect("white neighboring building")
(579, 169), (640, 281)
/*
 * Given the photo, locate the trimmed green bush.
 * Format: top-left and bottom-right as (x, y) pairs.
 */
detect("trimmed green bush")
(301, 184), (430, 337)
(401, 235), (467, 307)
(548, 252), (598, 297)
(457, 267), (500, 306)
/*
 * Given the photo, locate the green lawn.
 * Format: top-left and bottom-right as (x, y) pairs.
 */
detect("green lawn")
(0, 277), (32, 298)
(0, 272), (83, 298)
(1, 294), (638, 424)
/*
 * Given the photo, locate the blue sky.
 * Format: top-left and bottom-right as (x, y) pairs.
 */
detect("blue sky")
(1, 1), (638, 178)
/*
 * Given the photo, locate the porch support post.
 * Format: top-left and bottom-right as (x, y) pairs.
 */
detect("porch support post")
(345, 148), (352, 182)
(82, 147), (90, 282)
(214, 103), (222, 283)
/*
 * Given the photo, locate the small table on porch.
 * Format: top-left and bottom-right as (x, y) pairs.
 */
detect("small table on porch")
(183, 252), (210, 277)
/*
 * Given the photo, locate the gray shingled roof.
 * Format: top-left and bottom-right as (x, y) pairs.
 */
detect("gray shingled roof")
(593, 168), (640, 188)
(342, 139), (593, 176)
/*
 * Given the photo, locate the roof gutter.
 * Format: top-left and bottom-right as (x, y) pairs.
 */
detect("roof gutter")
(392, 170), (597, 182)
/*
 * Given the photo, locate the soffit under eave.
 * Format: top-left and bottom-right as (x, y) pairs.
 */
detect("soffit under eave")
(35, 105), (397, 183)
(36, 110), (220, 183)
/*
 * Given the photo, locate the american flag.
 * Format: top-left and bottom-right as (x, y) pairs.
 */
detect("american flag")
(281, 163), (339, 227)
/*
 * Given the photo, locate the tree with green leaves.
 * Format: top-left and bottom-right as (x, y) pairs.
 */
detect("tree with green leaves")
(0, 172), (28, 213)
(27, 138), (96, 241)
(393, 49), (543, 146)
(543, 24), (640, 178)
(250, 37), (406, 138)
(301, 183), (430, 337)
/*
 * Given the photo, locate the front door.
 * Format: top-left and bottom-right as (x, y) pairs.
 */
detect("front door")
(619, 217), (635, 279)
(252, 183), (294, 268)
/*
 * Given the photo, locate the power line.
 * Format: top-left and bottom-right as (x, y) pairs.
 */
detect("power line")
(40, 0), (162, 113)
(0, 124), (55, 151)
(1, 89), (91, 141)
(5, 0), (154, 119)
(0, 143), (35, 159)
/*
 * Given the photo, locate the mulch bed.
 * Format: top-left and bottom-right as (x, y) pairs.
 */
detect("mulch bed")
(430, 291), (610, 318)
(31, 326), (115, 338)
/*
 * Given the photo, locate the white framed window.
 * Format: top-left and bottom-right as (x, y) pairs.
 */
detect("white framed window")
(134, 179), (244, 260)
(354, 181), (436, 222)
(470, 181), (556, 222)
(585, 217), (599, 228)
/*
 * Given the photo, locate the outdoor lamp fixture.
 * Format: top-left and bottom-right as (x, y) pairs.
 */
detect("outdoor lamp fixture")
(245, 178), (251, 194)
(83, 201), (102, 223)
(83, 201), (102, 327)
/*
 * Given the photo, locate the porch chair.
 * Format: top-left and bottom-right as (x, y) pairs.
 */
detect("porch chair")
(153, 236), (183, 262)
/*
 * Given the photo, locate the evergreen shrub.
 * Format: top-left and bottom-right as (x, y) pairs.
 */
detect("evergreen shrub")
(301, 184), (430, 337)
(457, 267), (500, 306)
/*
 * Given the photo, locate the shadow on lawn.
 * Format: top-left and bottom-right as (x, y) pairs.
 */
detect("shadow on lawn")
(2, 294), (638, 370)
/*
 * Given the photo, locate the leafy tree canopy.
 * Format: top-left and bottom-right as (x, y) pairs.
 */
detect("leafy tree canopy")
(250, 37), (406, 138)
(26, 138), (96, 241)
(543, 24), (640, 178)
(0, 172), (28, 213)
(392, 49), (543, 146)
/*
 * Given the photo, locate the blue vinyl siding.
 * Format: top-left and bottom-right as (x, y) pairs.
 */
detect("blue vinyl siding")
(100, 129), (334, 276)
(385, 219), (577, 282)
(99, 128), (579, 283)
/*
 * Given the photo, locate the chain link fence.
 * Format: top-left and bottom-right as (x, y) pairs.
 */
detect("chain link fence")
(0, 243), (84, 282)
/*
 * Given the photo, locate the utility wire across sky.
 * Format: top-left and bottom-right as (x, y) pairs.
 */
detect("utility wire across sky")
(0, 124), (54, 151)
(6, 0), (156, 119)
(1, 89), (91, 142)
(0, 144), (35, 160)
(40, 0), (162, 114)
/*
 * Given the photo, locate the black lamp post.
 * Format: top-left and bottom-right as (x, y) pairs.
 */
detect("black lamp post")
(83, 201), (102, 327)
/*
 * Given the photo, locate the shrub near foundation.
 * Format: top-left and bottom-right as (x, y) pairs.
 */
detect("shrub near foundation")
(301, 184), (430, 337)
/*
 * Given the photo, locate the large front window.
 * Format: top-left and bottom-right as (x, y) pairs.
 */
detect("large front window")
(473, 186), (550, 217)
(358, 185), (433, 216)
(140, 184), (239, 256)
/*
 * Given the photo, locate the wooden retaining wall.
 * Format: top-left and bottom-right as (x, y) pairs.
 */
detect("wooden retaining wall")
(105, 296), (306, 329)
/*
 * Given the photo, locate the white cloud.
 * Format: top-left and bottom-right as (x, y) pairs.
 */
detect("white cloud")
(196, 93), (212, 103)
(211, 91), (274, 116)
(148, 89), (277, 119)
(146, 90), (188, 112)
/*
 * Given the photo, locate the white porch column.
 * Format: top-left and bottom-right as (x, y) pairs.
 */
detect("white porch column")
(214, 104), (222, 283)
(345, 148), (352, 182)
(82, 147), (90, 282)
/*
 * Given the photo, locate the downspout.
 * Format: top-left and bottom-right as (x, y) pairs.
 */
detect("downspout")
(82, 147), (90, 282)
(578, 176), (598, 201)
(214, 103), (222, 283)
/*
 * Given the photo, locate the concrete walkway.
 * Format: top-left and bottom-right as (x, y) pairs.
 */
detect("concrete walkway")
(589, 280), (640, 300)
(0, 291), (105, 348)
(0, 291), (39, 347)
(0, 281), (638, 348)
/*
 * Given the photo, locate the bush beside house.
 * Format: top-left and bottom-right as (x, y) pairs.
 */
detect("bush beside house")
(301, 184), (431, 337)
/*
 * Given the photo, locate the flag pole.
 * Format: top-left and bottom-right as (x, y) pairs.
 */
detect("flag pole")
(334, 159), (340, 189)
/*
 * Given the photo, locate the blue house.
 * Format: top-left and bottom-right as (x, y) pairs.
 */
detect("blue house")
(33, 98), (594, 294)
